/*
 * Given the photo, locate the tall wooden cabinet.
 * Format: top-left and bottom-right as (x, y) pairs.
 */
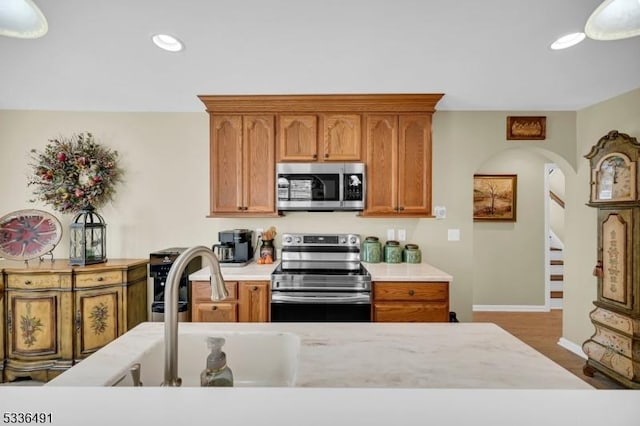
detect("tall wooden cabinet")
(363, 114), (433, 216)
(582, 130), (640, 389)
(210, 115), (277, 216)
(0, 259), (148, 382)
(199, 94), (443, 218)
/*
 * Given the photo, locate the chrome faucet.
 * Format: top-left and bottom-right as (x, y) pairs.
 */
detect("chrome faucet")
(162, 246), (228, 386)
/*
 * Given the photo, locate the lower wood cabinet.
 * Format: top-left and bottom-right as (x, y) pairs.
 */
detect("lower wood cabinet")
(191, 280), (269, 323)
(373, 281), (449, 322)
(0, 259), (148, 383)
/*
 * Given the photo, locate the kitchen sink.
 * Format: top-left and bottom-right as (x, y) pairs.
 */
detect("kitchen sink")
(113, 331), (300, 387)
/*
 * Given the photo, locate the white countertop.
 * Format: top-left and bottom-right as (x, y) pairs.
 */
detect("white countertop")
(47, 322), (591, 389)
(189, 261), (452, 282)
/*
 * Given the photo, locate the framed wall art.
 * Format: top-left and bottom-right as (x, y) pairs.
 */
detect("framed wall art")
(506, 116), (546, 140)
(473, 174), (517, 222)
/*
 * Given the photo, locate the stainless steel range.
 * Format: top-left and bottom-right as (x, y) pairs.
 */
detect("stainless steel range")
(270, 233), (372, 322)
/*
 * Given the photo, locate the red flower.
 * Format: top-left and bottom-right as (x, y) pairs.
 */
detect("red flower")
(57, 152), (67, 162)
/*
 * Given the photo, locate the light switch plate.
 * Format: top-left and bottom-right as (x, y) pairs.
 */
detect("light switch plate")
(448, 229), (461, 241)
(397, 229), (406, 241)
(387, 229), (395, 240)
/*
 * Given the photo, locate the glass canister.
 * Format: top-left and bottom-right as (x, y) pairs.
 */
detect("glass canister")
(403, 244), (422, 264)
(362, 236), (382, 263)
(384, 240), (402, 263)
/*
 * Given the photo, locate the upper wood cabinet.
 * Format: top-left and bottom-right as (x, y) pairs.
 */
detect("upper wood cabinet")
(210, 115), (277, 217)
(277, 114), (362, 162)
(363, 114), (433, 217)
(199, 94), (443, 217)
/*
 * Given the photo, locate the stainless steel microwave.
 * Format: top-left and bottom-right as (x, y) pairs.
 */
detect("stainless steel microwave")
(276, 163), (366, 211)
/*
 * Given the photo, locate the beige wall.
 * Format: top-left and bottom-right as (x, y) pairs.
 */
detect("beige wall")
(0, 98), (628, 351)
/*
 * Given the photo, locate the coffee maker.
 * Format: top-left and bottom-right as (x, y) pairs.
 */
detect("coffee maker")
(213, 229), (254, 266)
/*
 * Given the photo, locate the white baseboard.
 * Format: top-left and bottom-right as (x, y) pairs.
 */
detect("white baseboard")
(558, 337), (587, 359)
(473, 305), (549, 312)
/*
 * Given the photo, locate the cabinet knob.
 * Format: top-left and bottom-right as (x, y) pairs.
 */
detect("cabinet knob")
(313, 154), (318, 159)
(24, 280), (32, 285)
(211, 306), (218, 311)
(97, 276), (104, 282)
(399, 206), (405, 211)
(252, 286), (258, 291)
(324, 153), (329, 158)
(408, 289), (415, 296)
(237, 206), (243, 210)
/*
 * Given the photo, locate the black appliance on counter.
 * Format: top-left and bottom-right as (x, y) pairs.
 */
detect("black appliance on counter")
(270, 233), (371, 322)
(212, 229), (254, 267)
(149, 247), (202, 322)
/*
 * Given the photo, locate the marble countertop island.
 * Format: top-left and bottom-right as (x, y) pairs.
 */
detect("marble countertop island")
(47, 322), (591, 389)
(189, 261), (453, 282)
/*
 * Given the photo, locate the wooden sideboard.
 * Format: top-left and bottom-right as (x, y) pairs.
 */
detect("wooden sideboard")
(0, 259), (148, 383)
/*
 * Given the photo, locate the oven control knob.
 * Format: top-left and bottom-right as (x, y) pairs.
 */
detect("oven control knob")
(339, 237), (346, 244)
(284, 236), (292, 244)
(349, 236), (358, 245)
(294, 236), (302, 244)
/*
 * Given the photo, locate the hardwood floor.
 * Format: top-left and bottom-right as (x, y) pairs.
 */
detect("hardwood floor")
(473, 310), (625, 389)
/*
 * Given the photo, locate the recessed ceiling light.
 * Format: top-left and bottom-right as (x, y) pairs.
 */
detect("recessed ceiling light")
(0, 0), (48, 39)
(585, 0), (640, 40)
(152, 34), (183, 52)
(550, 32), (586, 50)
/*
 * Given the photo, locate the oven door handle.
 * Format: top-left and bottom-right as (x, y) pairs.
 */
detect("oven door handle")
(271, 293), (371, 304)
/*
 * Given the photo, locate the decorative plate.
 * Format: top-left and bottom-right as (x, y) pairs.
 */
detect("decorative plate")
(0, 209), (63, 261)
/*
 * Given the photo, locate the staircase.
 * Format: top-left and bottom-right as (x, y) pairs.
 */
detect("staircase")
(550, 247), (564, 309)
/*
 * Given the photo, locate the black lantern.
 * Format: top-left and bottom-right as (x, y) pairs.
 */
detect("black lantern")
(69, 206), (107, 266)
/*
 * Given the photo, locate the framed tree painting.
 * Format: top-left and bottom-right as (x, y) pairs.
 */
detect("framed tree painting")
(473, 174), (517, 222)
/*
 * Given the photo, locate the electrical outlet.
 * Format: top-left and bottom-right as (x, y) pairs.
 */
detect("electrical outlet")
(397, 229), (406, 241)
(434, 206), (447, 219)
(387, 229), (395, 240)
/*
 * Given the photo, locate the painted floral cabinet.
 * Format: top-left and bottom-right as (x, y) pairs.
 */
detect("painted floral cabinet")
(1, 259), (148, 382)
(582, 130), (640, 389)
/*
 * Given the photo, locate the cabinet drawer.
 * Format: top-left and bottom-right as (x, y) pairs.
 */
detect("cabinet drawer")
(192, 281), (237, 302)
(193, 302), (238, 322)
(7, 273), (70, 290)
(373, 302), (449, 322)
(74, 270), (123, 288)
(373, 282), (448, 302)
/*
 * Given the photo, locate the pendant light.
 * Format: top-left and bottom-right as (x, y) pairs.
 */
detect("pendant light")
(0, 0), (47, 39)
(585, 0), (640, 40)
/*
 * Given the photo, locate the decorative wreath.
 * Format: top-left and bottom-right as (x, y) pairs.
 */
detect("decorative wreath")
(27, 132), (123, 214)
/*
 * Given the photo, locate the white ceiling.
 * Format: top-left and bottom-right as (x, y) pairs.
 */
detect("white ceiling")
(1, 0), (639, 112)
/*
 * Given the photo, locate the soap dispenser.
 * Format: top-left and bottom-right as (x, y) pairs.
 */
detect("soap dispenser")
(201, 337), (234, 387)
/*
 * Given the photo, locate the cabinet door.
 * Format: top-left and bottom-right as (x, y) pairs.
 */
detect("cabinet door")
(322, 114), (362, 161)
(398, 114), (432, 215)
(597, 209), (636, 311)
(238, 281), (269, 322)
(278, 115), (318, 161)
(74, 287), (123, 359)
(193, 302), (238, 322)
(211, 115), (243, 214)
(6, 290), (64, 360)
(244, 115), (276, 213)
(364, 115), (398, 214)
